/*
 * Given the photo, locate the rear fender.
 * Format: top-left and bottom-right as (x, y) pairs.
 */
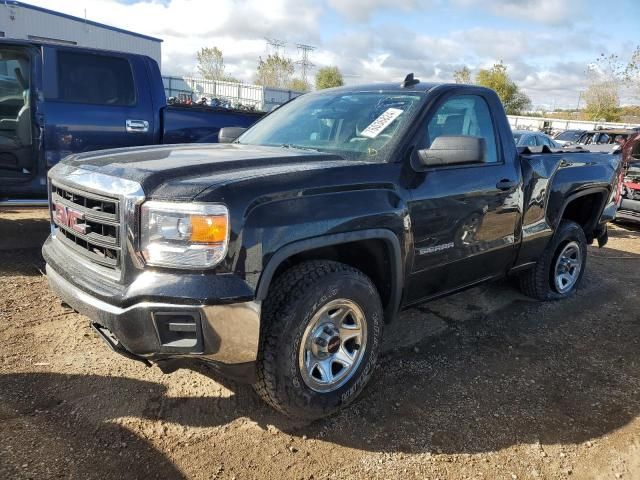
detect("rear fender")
(553, 187), (610, 242)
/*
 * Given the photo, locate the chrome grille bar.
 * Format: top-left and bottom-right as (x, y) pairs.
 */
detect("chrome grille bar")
(47, 162), (146, 283)
(50, 182), (121, 270)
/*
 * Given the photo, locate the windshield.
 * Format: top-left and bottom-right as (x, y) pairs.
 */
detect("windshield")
(513, 133), (523, 143)
(555, 130), (582, 142)
(237, 91), (425, 162)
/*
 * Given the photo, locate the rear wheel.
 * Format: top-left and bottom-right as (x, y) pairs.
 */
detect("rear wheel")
(519, 220), (587, 300)
(254, 260), (383, 419)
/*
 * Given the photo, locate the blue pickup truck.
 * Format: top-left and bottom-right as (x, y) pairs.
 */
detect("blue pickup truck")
(0, 39), (263, 201)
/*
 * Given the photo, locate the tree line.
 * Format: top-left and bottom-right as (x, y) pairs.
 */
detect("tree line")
(195, 46), (344, 91)
(582, 47), (639, 121)
(453, 63), (532, 115)
(196, 45), (640, 120)
(454, 47), (640, 121)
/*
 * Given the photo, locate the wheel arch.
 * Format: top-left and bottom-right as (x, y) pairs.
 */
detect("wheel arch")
(555, 187), (610, 243)
(255, 229), (403, 323)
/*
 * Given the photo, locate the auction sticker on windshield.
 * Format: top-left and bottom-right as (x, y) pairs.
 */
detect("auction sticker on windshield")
(360, 108), (403, 138)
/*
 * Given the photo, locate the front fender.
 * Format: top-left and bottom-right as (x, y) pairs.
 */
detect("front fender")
(238, 187), (408, 319)
(255, 229), (404, 320)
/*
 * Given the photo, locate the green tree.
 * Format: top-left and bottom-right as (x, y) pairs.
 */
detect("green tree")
(584, 48), (640, 118)
(584, 69), (621, 121)
(289, 78), (310, 92)
(255, 54), (294, 89)
(315, 66), (344, 90)
(595, 48), (640, 86)
(220, 75), (241, 83)
(584, 55), (623, 121)
(196, 47), (226, 81)
(453, 66), (471, 84)
(626, 46), (640, 98)
(475, 62), (531, 115)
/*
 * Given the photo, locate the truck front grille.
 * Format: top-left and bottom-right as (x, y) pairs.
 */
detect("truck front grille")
(51, 182), (121, 270)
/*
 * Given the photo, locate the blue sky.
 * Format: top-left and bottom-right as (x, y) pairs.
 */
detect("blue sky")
(27, 0), (640, 108)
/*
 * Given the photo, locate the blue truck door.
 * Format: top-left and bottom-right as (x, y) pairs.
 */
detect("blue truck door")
(0, 42), (43, 197)
(41, 47), (154, 168)
(406, 93), (521, 303)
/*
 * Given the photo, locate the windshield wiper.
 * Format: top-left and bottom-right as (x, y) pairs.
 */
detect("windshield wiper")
(279, 144), (319, 152)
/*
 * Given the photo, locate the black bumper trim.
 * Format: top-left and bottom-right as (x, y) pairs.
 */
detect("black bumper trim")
(46, 264), (262, 370)
(91, 323), (152, 367)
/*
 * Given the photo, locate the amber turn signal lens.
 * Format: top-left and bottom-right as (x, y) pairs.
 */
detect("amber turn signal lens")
(190, 215), (228, 243)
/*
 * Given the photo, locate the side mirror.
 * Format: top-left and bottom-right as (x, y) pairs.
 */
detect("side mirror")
(416, 135), (486, 168)
(218, 127), (247, 143)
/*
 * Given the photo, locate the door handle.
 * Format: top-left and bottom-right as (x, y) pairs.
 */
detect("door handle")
(126, 119), (149, 133)
(496, 179), (517, 191)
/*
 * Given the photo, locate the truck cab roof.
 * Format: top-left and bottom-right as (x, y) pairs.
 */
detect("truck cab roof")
(315, 81), (494, 96)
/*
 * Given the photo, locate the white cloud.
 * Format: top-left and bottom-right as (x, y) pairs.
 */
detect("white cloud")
(315, 25), (598, 107)
(327, 0), (424, 22)
(25, 0), (322, 78)
(19, 0), (623, 107)
(453, 0), (580, 25)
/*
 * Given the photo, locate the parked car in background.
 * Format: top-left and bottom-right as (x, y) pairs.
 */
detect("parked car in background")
(0, 39), (264, 202)
(512, 130), (560, 148)
(622, 131), (640, 164)
(574, 129), (636, 153)
(44, 79), (622, 419)
(617, 131), (640, 222)
(553, 129), (587, 147)
(618, 162), (640, 222)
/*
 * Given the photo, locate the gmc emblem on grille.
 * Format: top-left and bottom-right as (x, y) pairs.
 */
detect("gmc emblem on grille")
(53, 201), (90, 235)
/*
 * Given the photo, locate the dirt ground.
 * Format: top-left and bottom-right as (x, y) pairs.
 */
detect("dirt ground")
(1, 207), (639, 480)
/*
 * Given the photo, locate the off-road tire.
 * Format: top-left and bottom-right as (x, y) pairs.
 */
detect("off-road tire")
(253, 260), (383, 419)
(519, 220), (587, 300)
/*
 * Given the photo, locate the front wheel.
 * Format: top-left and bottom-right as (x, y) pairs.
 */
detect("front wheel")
(519, 220), (587, 300)
(254, 261), (383, 419)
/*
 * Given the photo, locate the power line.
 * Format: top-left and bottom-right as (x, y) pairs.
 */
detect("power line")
(264, 37), (286, 56)
(295, 43), (315, 85)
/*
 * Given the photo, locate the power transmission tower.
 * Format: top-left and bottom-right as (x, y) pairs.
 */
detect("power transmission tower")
(295, 44), (315, 86)
(264, 38), (286, 56)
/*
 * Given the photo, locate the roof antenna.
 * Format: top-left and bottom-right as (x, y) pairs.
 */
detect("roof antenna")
(401, 73), (420, 88)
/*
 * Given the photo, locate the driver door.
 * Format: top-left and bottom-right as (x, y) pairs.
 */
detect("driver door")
(405, 93), (521, 304)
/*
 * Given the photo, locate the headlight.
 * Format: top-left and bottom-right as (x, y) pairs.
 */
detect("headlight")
(140, 201), (229, 269)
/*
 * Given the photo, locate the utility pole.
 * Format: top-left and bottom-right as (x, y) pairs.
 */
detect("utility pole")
(294, 43), (315, 87)
(575, 91), (583, 119)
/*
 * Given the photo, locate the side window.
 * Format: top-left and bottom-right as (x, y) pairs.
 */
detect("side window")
(523, 135), (536, 147)
(0, 58), (26, 97)
(57, 51), (136, 106)
(537, 135), (551, 147)
(426, 95), (498, 163)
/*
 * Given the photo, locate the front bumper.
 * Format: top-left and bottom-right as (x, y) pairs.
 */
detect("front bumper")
(46, 257), (261, 383)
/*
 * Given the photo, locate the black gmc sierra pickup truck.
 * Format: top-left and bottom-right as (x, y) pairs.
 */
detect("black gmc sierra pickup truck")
(43, 78), (623, 419)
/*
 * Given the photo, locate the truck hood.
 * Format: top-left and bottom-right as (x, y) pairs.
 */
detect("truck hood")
(62, 143), (361, 199)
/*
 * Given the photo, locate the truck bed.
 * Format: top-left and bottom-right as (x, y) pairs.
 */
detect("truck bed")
(162, 105), (263, 144)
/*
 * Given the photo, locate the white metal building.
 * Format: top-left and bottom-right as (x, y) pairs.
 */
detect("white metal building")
(0, 1), (162, 66)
